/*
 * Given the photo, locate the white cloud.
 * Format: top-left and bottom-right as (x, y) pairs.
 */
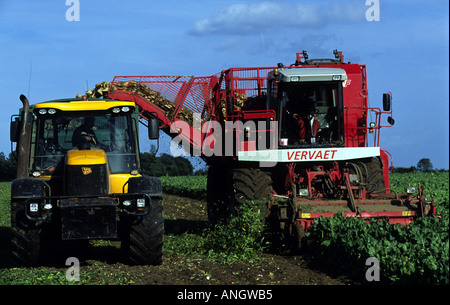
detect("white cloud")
(189, 1), (365, 36)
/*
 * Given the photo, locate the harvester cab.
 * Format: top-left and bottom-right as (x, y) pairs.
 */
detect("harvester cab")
(10, 94), (164, 266)
(268, 64), (347, 148)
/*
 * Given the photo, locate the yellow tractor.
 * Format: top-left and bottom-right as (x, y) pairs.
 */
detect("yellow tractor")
(10, 94), (163, 266)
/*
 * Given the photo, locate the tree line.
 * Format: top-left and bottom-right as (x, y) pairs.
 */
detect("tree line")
(0, 153), (446, 182)
(391, 158), (448, 173)
(0, 152), (200, 182)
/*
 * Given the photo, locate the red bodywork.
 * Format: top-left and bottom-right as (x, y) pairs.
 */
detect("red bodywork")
(103, 51), (435, 229)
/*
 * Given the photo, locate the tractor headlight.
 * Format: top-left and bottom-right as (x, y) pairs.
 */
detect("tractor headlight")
(48, 108), (57, 115)
(112, 107), (121, 113)
(290, 76), (300, 82)
(369, 122), (376, 128)
(38, 109), (47, 115)
(123, 200), (132, 207)
(121, 106), (130, 112)
(136, 198), (146, 208)
(29, 203), (39, 213)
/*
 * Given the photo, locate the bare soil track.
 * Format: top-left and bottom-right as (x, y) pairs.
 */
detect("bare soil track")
(0, 194), (357, 285)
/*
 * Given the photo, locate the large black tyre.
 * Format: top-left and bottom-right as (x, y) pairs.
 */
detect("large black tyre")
(10, 179), (48, 266)
(232, 167), (273, 209)
(10, 203), (42, 267)
(364, 157), (385, 192)
(121, 175), (164, 265)
(289, 221), (306, 253)
(206, 162), (231, 224)
(206, 163), (273, 224)
(121, 197), (164, 265)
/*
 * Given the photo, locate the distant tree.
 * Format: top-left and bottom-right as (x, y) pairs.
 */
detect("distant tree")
(140, 152), (165, 176)
(392, 166), (417, 173)
(417, 158), (433, 173)
(0, 152), (16, 181)
(174, 156), (193, 176)
(139, 153), (193, 176)
(193, 168), (208, 176)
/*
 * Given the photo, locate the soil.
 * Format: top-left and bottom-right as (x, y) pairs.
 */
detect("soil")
(1, 194), (358, 286)
(78, 194), (356, 285)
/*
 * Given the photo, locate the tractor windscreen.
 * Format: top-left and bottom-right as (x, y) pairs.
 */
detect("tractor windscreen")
(31, 112), (139, 175)
(278, 81), (344, 147)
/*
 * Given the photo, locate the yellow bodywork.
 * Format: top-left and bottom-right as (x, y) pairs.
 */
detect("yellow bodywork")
(66, 148), (135, 194)
(66, 148), (108, 166)
(34, 100), (136, 112)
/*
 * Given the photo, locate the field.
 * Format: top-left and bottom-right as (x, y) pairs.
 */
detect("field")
(0, 172), (448, 285)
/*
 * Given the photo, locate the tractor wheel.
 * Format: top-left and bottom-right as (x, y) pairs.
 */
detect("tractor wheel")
(121, 197), (164, 265)
(10, 201), (43, 266)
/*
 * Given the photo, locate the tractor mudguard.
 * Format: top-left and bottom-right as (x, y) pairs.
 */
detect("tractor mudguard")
(11, 178), (45, 199)
(128, 175), (162, 197)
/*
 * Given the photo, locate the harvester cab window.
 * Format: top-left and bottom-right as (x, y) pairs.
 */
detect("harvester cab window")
(279, 81), (344, 147)
(32, 112), (138, 175)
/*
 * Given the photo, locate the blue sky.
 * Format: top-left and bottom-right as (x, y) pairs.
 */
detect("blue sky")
(0, 0), (448, 169)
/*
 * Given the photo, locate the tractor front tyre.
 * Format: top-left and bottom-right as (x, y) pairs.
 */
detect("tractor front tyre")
(121, 197), (164, 265)
(10, 201), (42, 267)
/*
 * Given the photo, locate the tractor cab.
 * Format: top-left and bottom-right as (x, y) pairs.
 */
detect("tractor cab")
(30, 100), (140, 179)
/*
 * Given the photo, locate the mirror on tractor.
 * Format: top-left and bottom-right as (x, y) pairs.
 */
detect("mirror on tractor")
(383, 93), (391, 111)
(148, 117), (160, 140)
(10, 118), (19, 142)
(387, 116), (395, 126)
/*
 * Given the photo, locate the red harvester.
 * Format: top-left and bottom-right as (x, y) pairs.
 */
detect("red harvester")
(99, 50), (436, 248)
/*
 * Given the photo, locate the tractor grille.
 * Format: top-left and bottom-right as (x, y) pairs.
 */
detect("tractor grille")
(66, 164), (108, 196)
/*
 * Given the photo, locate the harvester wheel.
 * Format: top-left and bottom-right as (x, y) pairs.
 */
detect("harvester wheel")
(206, 164), (273, 224)
(233, 168), (273, 204)
(365, 157), (385, 192)
(121, 197), (164, 265)
(206, 162), (231, 224)
(290, 221), (306, 253)
(232, 167), (273, 216)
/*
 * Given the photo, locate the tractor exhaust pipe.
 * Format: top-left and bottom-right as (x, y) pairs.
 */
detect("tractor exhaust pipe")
(16, 94), (33, 179)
